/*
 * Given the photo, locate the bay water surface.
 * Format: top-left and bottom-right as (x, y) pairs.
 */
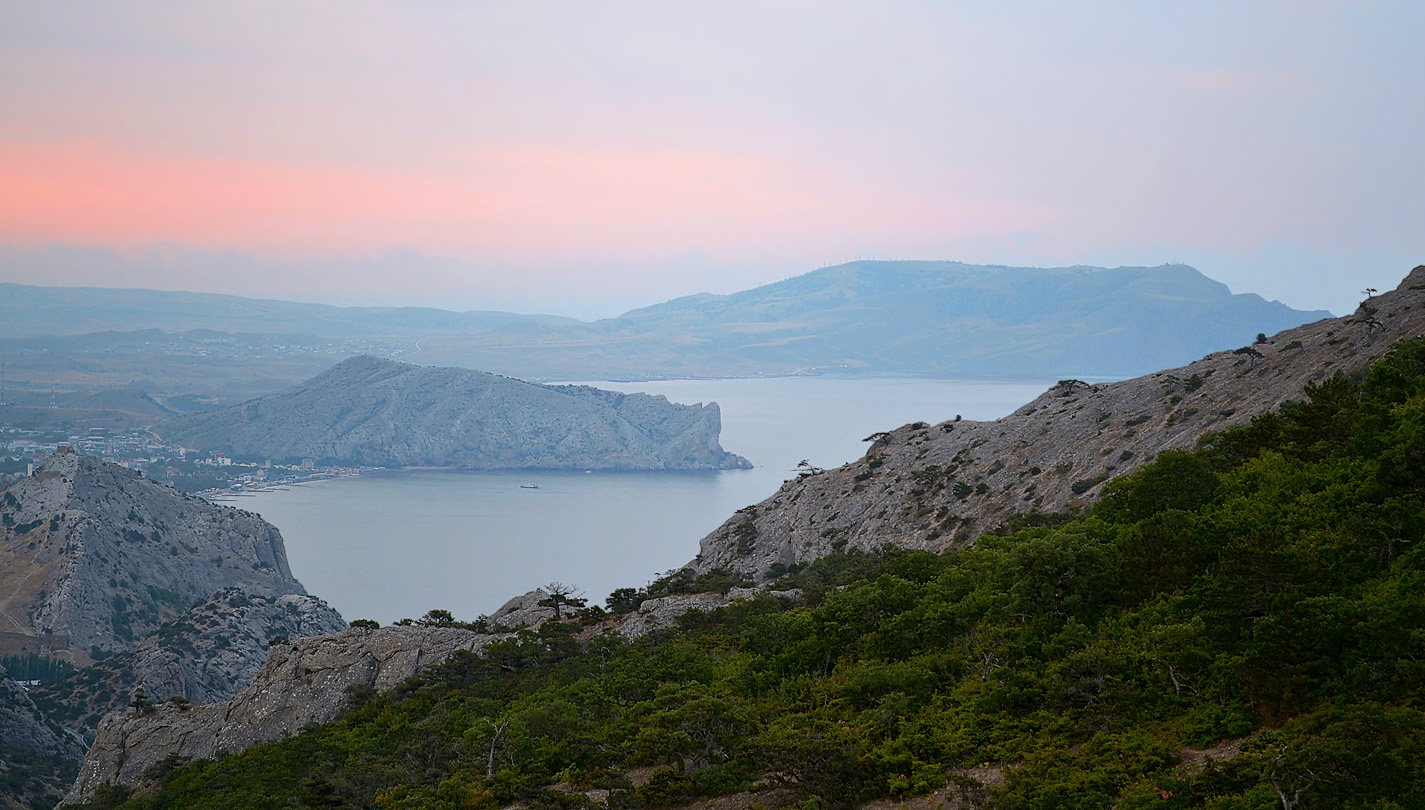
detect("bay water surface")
(242, 376), (1057, 623)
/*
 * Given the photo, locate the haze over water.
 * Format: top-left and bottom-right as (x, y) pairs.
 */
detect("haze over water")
(243, 376), (1059, 623)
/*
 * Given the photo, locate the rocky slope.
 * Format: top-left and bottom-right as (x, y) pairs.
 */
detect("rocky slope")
(30, 589), (346, 737)
(157, 356), (751, 470)
(0, 449), (315, 656)
(694, 267), (1425, 579)
(64, 624), (507, 803)
(60, 580), (819, 803)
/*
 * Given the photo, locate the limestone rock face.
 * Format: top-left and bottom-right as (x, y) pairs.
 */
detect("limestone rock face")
(614, 589), (803, 639)
(30, 589), (346, 736)
(489, 589), (556, 629)
(64, 624), (502, 805)
(694, 267), (1425, 579)
(157, 356), (751, 470)
(0, 450), (312, 656)
(614, 593), (730, 639)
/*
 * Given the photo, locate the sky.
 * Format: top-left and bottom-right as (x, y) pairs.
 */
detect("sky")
(0, 1), (1421, 319)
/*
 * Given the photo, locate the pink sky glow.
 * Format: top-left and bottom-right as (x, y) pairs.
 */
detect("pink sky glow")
(0, 2), (1420, 317)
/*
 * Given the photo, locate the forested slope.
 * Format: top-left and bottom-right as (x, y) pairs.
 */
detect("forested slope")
(71, 337), (1425, 809)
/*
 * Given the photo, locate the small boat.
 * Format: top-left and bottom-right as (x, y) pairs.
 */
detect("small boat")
(519, 483), (539, 489)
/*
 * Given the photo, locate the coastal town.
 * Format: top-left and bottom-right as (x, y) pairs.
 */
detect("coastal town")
(0, 423), (368, 499)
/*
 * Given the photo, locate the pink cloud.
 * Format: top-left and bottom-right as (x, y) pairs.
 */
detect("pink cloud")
(0, 138), (1050, 262)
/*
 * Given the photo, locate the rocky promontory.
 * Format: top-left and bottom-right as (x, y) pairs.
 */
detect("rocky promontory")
(157, 356), (751, 470)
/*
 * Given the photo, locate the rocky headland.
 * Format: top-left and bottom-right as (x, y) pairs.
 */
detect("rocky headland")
(157, 355), (751, 470)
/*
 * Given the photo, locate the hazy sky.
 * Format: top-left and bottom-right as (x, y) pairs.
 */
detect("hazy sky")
(1, 2), (1421, 318)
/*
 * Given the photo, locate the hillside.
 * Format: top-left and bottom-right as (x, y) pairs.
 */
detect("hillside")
(0, 664), (82, 809)
(155, 356), (751, 470)
(692, 266), (1425, 579)
(0, 451), (345, 809)
(0, 449), (327, 656)
(62, 327), (1425, 808)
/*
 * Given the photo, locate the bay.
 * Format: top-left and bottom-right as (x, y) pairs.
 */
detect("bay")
(242, 376), (1057, 624)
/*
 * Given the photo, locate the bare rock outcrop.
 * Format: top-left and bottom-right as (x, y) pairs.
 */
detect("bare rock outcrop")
(64, 624), (503, 805)
(488, 588), (556, 629)
(157, 356), (751, 470)
(695, 267), (1425, 579)
(30, 588), (346, 736)
(0, 450), (311, 656)
(614, 588), (803, 639)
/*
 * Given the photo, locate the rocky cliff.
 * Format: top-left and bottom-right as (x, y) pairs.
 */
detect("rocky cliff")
(64, 624), (506, 804)
(157, 356), (751, 470)
(0, 450), (316, 656)
(693, 267), (1425, 579)
(29, 588), (346, 737)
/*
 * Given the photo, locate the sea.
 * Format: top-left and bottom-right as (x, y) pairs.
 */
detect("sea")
(240, 376), (1058, 624)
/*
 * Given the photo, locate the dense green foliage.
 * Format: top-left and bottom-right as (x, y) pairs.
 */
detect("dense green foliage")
(83, 340), (1425, 809)
(0, 743), (78, 810)
(0, 653), (75, 683)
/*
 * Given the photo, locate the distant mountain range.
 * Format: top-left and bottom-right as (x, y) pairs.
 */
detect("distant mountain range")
(0, 282), (576, 339)
(0, 263), (1331, 427)
(156, 356), (751, 470)
(413, 261), (1331, 378)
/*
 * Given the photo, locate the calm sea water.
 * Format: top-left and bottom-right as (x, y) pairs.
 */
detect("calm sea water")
(241, 376), (1056, 624)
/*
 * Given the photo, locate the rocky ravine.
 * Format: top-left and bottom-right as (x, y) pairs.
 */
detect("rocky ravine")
(0, 449), (320, 656)
(694, 267), (1425, 579)
(157, 355), (751, 470)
